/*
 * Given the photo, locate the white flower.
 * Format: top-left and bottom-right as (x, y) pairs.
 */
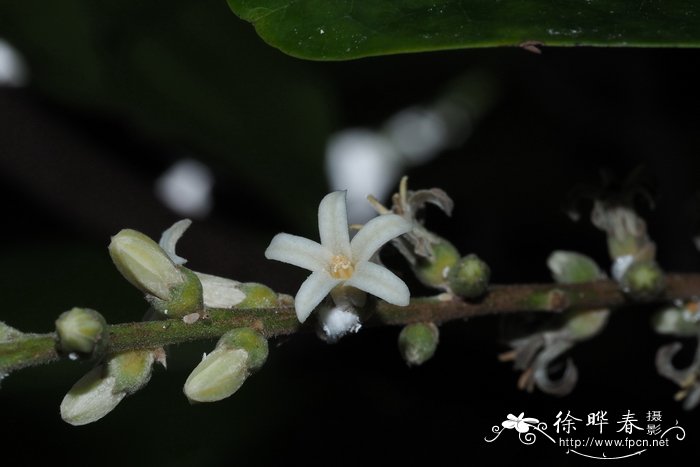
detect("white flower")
(265, 191), (411, 323)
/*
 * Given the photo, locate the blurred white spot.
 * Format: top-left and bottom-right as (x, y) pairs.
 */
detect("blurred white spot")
(325, 75), (488, 224)
(156, 159), (213, 218)
(326, 129), (402, 223)
(0, 39), (28, 87)
(384, 107), (449, 163)
(694, 235), (700, 251)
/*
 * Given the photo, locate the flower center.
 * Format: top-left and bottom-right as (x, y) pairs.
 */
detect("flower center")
(329, 255), (354, 279)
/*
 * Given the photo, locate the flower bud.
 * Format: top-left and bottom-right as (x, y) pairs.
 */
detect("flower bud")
(59, 349), (160, 426)
(565, 309), (609, 340)
(216, 327), (269, 371)
(108, 350), (155, 395)
(55, 307), (108, 358)
(547, 251), (602, 284)
(60, 366), (125, 426)
(183, 328), (268, 403)
(398, 322), (439, 366)
(147, 267), (204, 318)
(109, 229), (185, 300)
(413, 238), (460, 290)
(447, 254), (490, 298)
(620, 260), (665, 300)
(184, 347), (248, 403)
(235, 283), (279, 309)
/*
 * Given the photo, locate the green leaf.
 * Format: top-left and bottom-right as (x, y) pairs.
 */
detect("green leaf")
(227, 0), (700, 60)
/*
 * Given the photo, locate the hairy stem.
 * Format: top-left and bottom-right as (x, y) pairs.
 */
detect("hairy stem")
(2, 274), (700, 376)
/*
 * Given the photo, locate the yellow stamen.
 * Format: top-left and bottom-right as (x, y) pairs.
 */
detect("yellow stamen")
(329, 255), (354, 279)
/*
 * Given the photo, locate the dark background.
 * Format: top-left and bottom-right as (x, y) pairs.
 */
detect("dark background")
(1, 1), (699, 465)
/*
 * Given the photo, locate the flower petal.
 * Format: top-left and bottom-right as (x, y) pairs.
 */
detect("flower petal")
(345, 261), (409, 306)
(350, 214), (411, 263)
(318, 191), (351, 257)
(159, 219), (192, 265)
(502, 421), (517, 429)
(294, 271), (342, 323)
(194, 272), (246, 308)
(265, 233), (331, 272)
(515, 422), (530, 433)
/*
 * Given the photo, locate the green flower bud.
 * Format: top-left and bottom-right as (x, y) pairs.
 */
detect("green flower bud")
(60, 366), (125, 426)
(183, 328), (268, 403)
(447, 254), (490, 298)
(216, 328), (269, 371)
(148, 267), (204, 318)
(398, 322), (439, 366)
(413, 238), (460, 290)
(565, 309), (609, 340)
(55, 308), (108, 358)
(547, 251), (602, 284)
(59, 349), (160, 426)
(620, 260), (665, 300)
(184, 347), (249, 403)
(652, 307), (700, 336)
(235, 283), (279, 309)
(108, 350), (155, 395)
(109, 229), (185, 300)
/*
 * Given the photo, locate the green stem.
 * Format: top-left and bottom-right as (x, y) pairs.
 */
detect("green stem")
(2, 273), (700, 376)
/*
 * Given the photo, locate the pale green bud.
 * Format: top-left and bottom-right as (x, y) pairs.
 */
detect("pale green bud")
(547, 251), (602, 284)
(59, 349), (159, 426)
(447, 254), (490, 298)
(235, 283), (278, 309)
(620, 260), (665, 300)
(398, 322), (439, 366)
(109, 229), (185, 301)
(565, 309), (609, 340)
(183, 328), (268, 403)
(216, 328), (269, 371)
(55, 308), (108, 358)
(147, 267), (204, 318)
(108, 350), (155, 395)
(60, 366), (125, 426)
(413, 238), (460, 290)
(184, 347), (249, 403)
